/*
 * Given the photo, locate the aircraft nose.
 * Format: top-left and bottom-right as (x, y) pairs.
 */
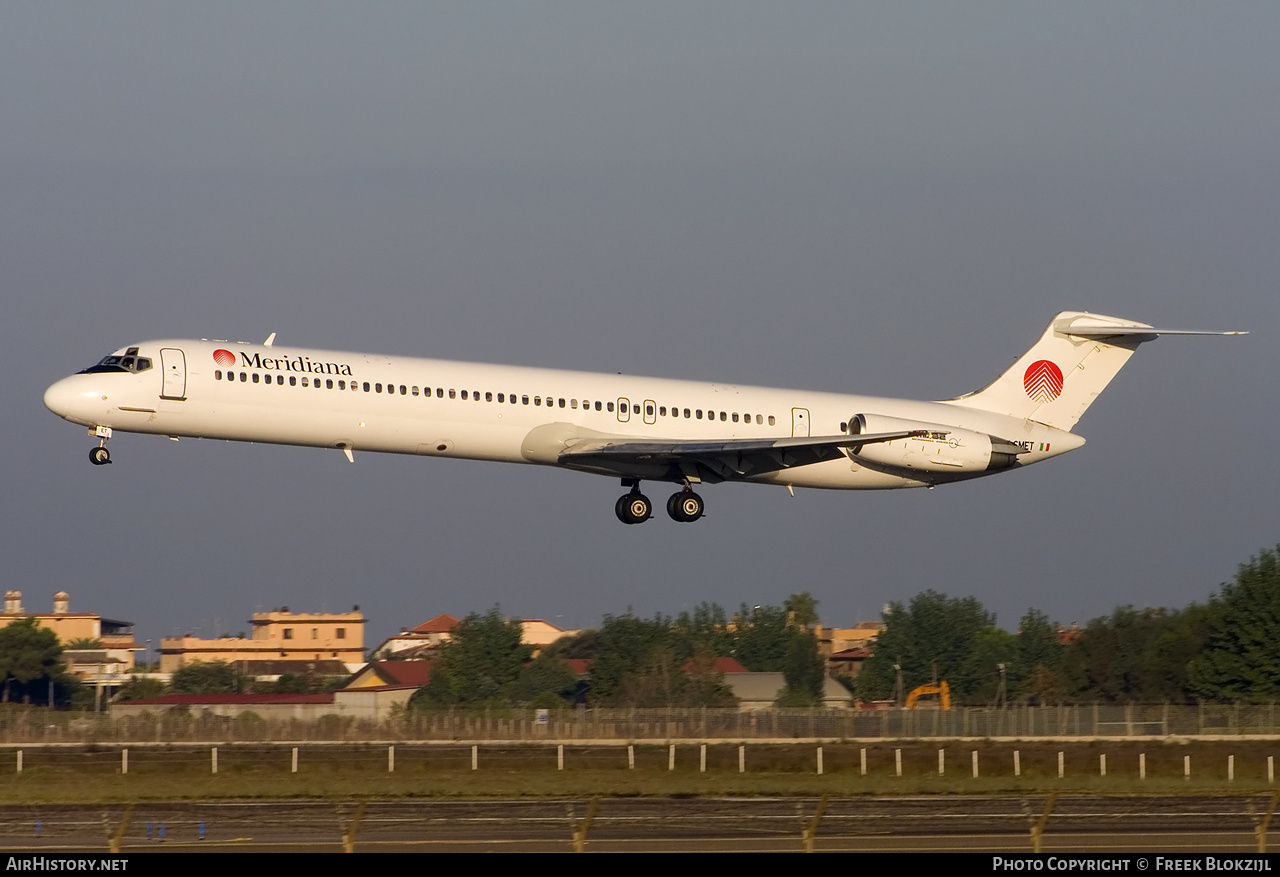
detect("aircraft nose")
(44, 376), (100, 424)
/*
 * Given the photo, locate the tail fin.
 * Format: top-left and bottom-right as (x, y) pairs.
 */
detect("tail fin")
(947, 311), (1245, 431)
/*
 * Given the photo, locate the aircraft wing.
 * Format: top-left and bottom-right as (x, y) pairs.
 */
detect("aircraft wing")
(558, 429), (928, 483)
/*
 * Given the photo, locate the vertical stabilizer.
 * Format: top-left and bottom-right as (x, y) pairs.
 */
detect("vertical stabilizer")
(945, 311), (1153, 431)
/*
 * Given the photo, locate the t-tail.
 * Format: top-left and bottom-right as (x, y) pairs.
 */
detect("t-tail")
(946, 311), (1246, 431)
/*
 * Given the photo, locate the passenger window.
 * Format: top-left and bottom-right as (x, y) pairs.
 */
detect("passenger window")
(755, 414), (762, 424)
(522, 396), (529, 405)
(684, 409), (690, 418)
(339, 381), (346, 390)
(607, 402), (614, 412)
(252, 373), (260, 383)
(461, 390), (468, 400)
(646, 404), (654, 416)
(240, 372), (247, 382)
(449, 389), (456, 398)
(696, 410), (702, 419)
(411, 386), (418, 396)
(215, 370), (222, 380)
(595, 401), (602, 411)
(559, 398), (565, 408)
(486, 392), (493, 402)
(362, 382), (370, 392)
(720, 411), (727, 421)
(497, 393), (504, 403)
(399, 385), (406, 395)
(570, 399), (577, 409)
(436, 388), (443, 397)
(732, 413), (739, 422)
(325, 379), (332, 389)
(633, 404), (640, 414)
(768, 415), (775, 426)
(534, 397), (541, 406)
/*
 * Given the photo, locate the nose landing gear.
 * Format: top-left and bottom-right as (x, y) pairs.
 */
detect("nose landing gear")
(88, 426), (112, 466)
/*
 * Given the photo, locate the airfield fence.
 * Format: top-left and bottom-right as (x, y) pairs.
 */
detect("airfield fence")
(0, 704), (1278, 744)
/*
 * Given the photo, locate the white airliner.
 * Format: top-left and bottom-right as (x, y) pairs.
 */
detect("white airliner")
(44, 311), (1242, 524)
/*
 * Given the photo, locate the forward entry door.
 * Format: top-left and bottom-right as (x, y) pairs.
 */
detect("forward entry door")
(160, 348), (187, 400)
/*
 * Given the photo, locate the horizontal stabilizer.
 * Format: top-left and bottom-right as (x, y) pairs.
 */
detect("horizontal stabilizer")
(949, 311), (1247, 431)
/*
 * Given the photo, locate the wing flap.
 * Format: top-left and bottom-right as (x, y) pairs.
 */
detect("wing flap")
(558, 429), (928, 482)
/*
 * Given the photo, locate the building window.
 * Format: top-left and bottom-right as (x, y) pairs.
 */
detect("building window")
(283, 629), (293, 640)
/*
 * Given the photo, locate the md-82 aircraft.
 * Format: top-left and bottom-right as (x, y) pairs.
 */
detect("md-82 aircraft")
(44, 311), (1243, 524)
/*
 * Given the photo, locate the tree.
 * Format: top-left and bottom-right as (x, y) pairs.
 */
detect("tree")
(732, 604), (794, 671)
(856, 590), (1000, 704)
(64, 638), (103, 650)
(587, 613), (676, 706)
(1013, 608), (1065, 703)
(784, 592), (820, 629)
(114, 675), (167, 702)
(777, 629), (825, 707)
(0, 617), (63, 704)
(415, 608), (532, 706)
(170, 661), (246, 695)
(1061, 605), (1204, 703)
(1187, 547), (1280, 702)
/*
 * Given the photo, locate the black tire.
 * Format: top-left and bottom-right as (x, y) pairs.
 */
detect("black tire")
(615, 492), (651, 524)
(89, 447), (111, 466)
(676, 491), (703, 522)
(666, 492), (683, 521)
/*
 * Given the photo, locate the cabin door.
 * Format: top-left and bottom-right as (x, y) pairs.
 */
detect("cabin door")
(160, 348), (187, 401)
(791, 407), (810, 437)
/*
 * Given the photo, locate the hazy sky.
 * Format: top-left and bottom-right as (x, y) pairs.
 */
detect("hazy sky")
(3, 3), (1275, 653)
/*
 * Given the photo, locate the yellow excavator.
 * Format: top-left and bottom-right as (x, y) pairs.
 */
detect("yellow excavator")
(905, 680), (951, 710)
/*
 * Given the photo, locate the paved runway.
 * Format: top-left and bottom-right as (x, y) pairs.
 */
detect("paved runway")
(1, 795), (1277, 852)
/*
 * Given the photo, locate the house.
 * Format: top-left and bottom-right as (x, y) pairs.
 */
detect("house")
(0, 590), (145, 682)
(369, 614), (576, 660)
(159, 607), (365, 673)
(368, 614), (459, 660)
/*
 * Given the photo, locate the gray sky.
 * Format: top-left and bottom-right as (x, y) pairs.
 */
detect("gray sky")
(3, 3), (1275, 652)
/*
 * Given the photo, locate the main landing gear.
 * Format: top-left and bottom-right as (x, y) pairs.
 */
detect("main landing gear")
(614, 480), (705, 525)
(88, 426), (112, 466)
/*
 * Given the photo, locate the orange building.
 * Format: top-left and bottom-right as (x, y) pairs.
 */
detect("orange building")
(159, 607), (366, 673)
(0, 590), (143, 681)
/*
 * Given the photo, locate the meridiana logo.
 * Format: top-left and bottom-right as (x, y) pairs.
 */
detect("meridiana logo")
(1023, 360), (1064, 403)
(212, 349), (235, 367)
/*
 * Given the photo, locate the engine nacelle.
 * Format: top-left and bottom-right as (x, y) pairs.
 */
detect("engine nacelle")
(849, 413), (1024, 474)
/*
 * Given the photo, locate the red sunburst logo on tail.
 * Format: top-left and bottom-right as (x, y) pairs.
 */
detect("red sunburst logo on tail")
(1023, 360), (1064, 402)
(212, 349), (235, 367)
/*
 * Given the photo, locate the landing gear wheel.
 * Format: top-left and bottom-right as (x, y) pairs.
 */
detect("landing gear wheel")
(89, 447), (111, 466)
(667, 490), (704, 522)
(614, 492), (652, 524)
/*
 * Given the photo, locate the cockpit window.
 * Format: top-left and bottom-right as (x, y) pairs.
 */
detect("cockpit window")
(78, 353), (153, 375)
